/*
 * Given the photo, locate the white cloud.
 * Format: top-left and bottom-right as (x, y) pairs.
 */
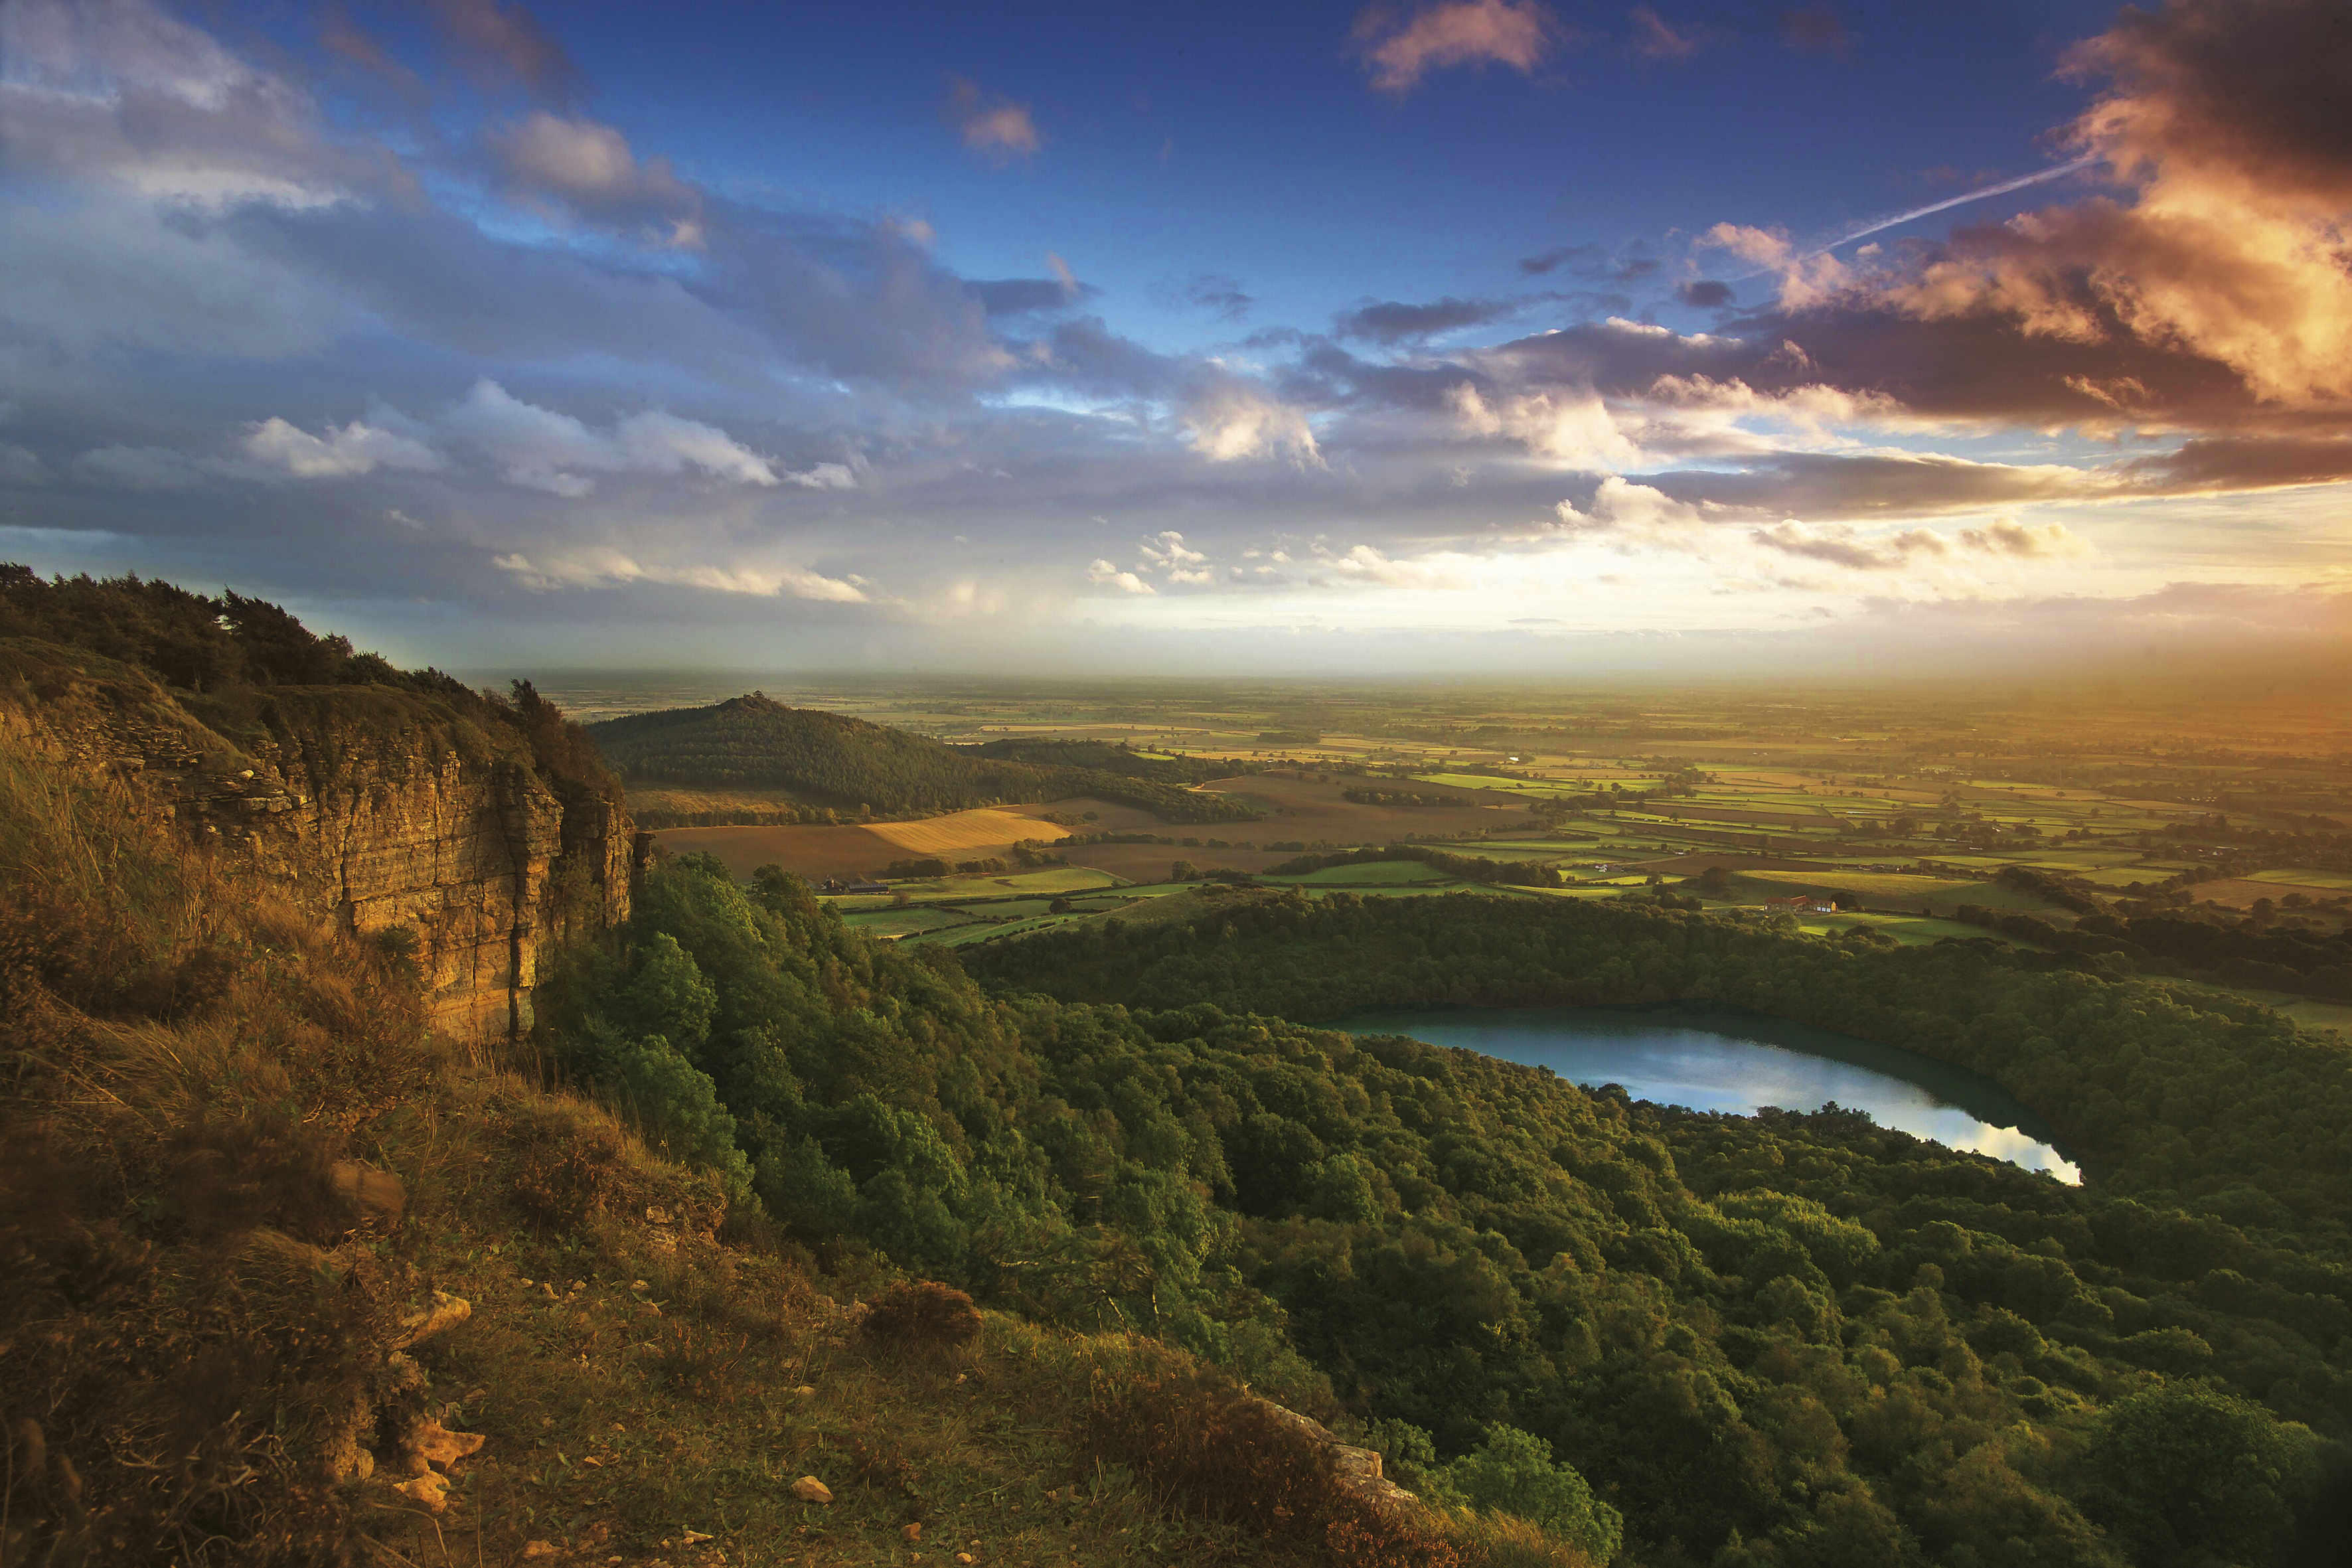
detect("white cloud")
(785, 461), (857, 490)
(1088, 559), (1156, 593)
(615, 410), (777, 485)
(245, 416), (445, 478)
(492, 547), (864, 601)
(445, 381), (779, 494)
(1137, 530), (1207, 568)
(1449, 382), (1640, 469)
(1182, 380), (1324, 466)
(1551, 475), (1707, 543)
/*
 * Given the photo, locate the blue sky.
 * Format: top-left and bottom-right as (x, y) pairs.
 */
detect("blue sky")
(2, 0), (2347, 676)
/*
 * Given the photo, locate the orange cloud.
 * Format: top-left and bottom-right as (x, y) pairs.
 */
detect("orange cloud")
(945, 77), (1042, 163)
(1352, 1), (1564, 94)
(1866, 0), (2352, 406)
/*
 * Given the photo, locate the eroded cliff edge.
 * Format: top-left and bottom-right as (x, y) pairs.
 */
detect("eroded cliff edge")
(3, 637), (634, 1040)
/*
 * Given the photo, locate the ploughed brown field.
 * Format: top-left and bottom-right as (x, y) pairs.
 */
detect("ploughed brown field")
(653, 798), (1166, 879)
(652, 772), (1529, 881)
(1196, 771), (1523, 840)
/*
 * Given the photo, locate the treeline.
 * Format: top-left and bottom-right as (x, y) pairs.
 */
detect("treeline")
(964, 736), (1244, 787)
(1268, 844), (1570, 888)
(550, 862), (2349, 1565)
(1958, 905), (2352, 1002)
(0, 566), (617, 804)
(586, 695), (1256, 824)
(965, 890), (2352, 1229)
(882, 856), (1009, 879)
(1342, 787), (1457, 807)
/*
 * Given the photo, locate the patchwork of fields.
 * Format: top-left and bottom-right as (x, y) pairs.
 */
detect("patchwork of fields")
(596, 676), (2352, 1030)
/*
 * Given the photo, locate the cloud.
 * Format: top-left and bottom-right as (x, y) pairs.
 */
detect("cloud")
(1518, 244), (1601, 277)
(1087, 559), (1156, 594)
(1137, 530), (1207, 572)
(1352, 1), (1565, 94)
(946, 77), (1042, 163)
(1956, 517), (2093, 560)
(1551, 474), (1705, 544)
(786, 461), (858, 491)
(444, 382), (779, 493)
(1826, 0), (2352, 407)
(0, 0), (401, 208)
(421, 0), (584, 105)
(969, 276), (1093, 316)
(71, 444), (210, 490)
(1677, 279), (1735, 308)
(1778, 5), (1853, 58)
(1450, 382), (1642, 469)
(1749, 519), (1946, 570)
(1627, 7), (1707, 62)
(1182, 377), (1324, 466)
(489, 113), (706, 248)
(1318, 543), (1474, 589)
(2128, 435), (2352, 493)
(1159, 272), (1255, 322)
(0, 445), (48, 487)
(1336, 296), (1515, 343)
(493, 548), (865, 601)
(245, 416), (446, 478)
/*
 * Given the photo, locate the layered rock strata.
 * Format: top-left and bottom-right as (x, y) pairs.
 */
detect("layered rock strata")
(5, 646), (633, 1040)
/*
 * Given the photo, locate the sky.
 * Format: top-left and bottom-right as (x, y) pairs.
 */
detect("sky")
(2, 0), (2349, 678)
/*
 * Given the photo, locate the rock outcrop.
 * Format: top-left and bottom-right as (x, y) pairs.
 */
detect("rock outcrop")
(3, 641), (634, 1040)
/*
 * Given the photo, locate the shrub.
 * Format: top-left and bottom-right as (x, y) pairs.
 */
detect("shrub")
(1086, 1364), (1470, 1565)
(860, 1280), (982, 1353)
(1431, 1425), (1622, 1565)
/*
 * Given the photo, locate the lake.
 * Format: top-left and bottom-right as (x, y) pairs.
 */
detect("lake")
(1333, 1004), (2080, 1182)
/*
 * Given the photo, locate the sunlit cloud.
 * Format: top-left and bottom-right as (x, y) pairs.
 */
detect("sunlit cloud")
(1351, 1), (1566, 94)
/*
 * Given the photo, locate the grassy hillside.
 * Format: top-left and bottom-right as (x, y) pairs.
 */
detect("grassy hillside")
(588, 694), (1257, 825)
(0, 727), (1579, 1567)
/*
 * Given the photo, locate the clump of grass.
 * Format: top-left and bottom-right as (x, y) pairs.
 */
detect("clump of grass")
(860, 1280), (982, 1356)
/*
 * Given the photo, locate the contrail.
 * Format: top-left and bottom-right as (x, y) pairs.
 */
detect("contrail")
(1803, 155), (2100, 258)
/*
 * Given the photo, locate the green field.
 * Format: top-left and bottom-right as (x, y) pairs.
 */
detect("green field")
(839, 907), (979, 938)
(1733, 868), (2065, 913)
(2246, 868), (2352, 890)
(1269, 860), (1455, 886)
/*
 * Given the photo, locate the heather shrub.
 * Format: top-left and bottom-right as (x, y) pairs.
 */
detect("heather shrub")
(860, 1279), (983, 1353)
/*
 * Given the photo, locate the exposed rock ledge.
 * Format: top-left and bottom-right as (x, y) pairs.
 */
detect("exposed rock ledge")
(3, 648), (635, 1040)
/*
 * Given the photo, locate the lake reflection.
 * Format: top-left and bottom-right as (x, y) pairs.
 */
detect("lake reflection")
(1333, 1006), (2080, 1183)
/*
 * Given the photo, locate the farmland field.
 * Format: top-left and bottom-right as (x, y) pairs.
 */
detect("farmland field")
(1268, 860), (1454, 886)
(571, 670), (2352, 1019)
(655, 801), (1078, 878)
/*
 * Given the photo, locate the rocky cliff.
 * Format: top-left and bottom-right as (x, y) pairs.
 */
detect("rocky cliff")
(3, 637), (635, 1040)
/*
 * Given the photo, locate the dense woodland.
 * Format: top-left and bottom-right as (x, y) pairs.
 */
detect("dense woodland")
(585, 694), (1256, 823)
(554, 862), (2351, 1567)
(1942, 868), (2352, 1003)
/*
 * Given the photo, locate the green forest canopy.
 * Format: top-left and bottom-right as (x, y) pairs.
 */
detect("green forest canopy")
(552, 863), (2352, 1567)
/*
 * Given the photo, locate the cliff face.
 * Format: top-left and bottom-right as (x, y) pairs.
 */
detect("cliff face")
(4, 641), (635, 1040)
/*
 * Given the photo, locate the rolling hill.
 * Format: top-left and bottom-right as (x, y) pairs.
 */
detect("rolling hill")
(585, 693), (1257, 824)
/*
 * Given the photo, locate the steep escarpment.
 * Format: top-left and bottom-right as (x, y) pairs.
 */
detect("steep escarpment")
(0, 569), (634, 1040)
